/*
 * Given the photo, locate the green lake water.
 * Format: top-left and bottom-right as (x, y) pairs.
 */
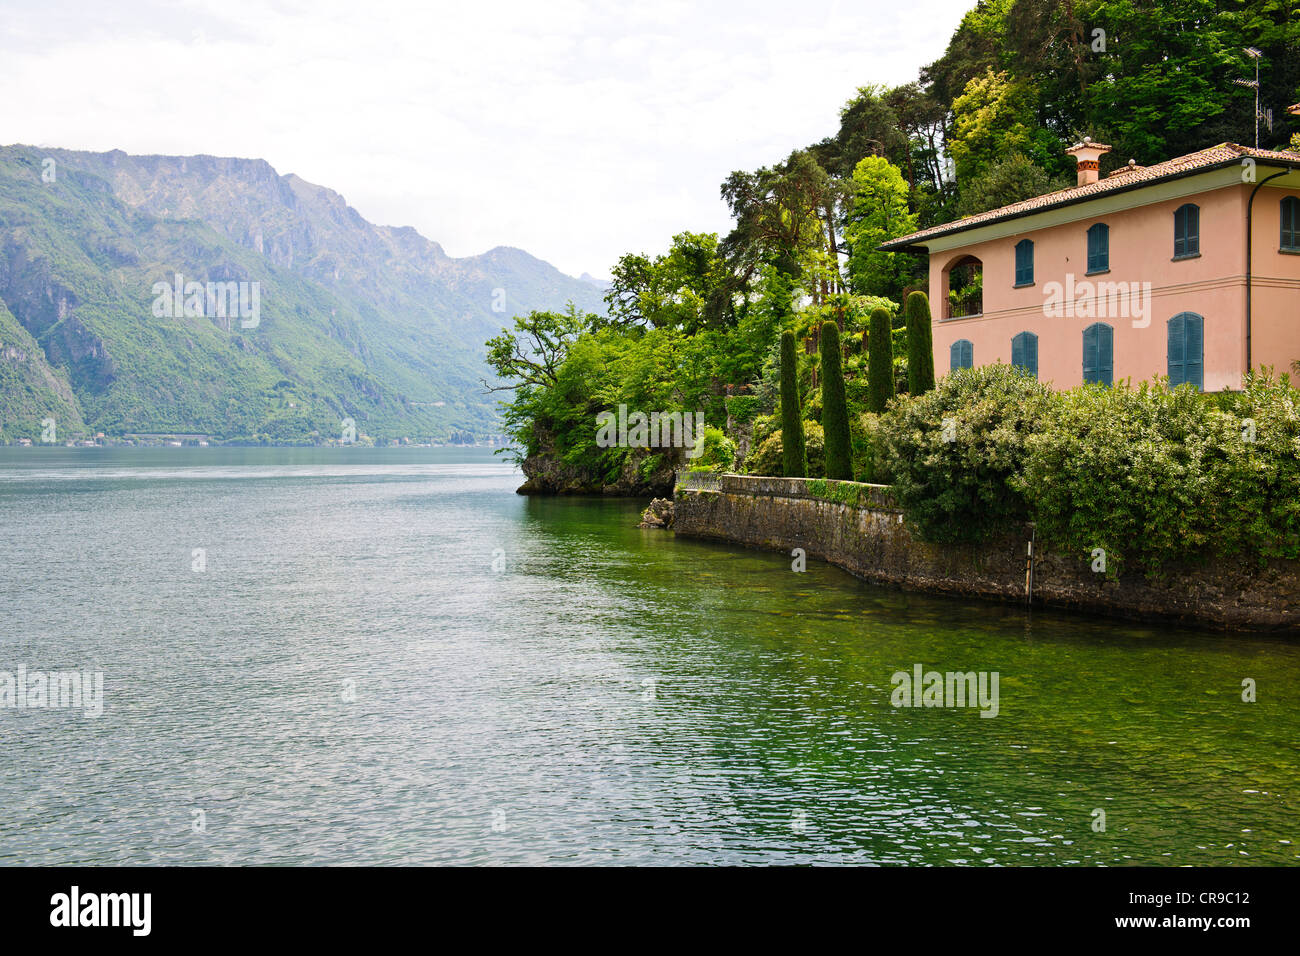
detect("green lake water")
(0, 446), (1295, 865)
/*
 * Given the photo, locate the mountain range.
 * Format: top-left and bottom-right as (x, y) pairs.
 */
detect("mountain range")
(0, 145), (606, 443)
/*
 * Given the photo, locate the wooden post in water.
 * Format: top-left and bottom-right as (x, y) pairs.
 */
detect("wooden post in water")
(1025, 523), (1036, 607)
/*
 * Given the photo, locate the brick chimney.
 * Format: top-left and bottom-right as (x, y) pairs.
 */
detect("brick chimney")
(1065, 137), (1113, 186)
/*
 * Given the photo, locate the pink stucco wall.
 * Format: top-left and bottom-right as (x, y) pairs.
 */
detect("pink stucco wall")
(928, 183), (1300, 390)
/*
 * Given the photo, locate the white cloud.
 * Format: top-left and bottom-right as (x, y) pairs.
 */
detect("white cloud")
(0, 0), (971, 277)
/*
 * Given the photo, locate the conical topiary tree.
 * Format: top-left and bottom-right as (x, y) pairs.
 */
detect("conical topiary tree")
(905, 291), (935, 395)
(820, 321), (852, 480)
(780, 331), (807, 478)
(867, 306), (896, 413)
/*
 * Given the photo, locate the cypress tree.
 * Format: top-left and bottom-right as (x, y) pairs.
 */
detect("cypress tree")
(867, 307), (896, 413)
(779, 331), (807, 478)
(905, 291), (935, 395)
(820, 320), (852, 480)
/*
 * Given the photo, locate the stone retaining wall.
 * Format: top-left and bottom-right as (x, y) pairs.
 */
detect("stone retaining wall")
(672, 475), (1299, 632)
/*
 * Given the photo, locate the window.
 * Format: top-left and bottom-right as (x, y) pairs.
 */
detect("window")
(1167, 312), (1204, 390)
(1014, 239), (1034, 286)
(1173, 203), (1200, 258)
(1281, 197), (1300, 251)
(1082, 323), (1113, 385)
(1086, 223), (1109, 273)
(1011, 331), (1038, 378)
(950, 339), (974, 371)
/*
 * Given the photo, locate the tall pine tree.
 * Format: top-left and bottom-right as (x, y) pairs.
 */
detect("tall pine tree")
(867, 307), (896, 413)
(820, 321), (852, 480)
(905, 291), (935, 395)
(780, 331), (807, 478)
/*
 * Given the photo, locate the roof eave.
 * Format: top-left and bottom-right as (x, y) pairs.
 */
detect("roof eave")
(876, 154), (1300, 253)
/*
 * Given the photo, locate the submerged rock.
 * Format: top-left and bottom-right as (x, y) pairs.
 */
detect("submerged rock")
(638, 498), (675, 529)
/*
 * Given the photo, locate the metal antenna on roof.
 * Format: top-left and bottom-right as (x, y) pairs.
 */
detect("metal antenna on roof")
(1235, 48), (1264, 148)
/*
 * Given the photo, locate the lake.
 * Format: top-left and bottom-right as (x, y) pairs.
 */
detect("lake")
(0, 446), (1295, 865)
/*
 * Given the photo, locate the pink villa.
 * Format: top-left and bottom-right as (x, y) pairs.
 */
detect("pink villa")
(880, 140), (1300, 391)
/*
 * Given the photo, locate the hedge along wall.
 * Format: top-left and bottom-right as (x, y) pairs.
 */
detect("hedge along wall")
(671, 475), (1300, 633)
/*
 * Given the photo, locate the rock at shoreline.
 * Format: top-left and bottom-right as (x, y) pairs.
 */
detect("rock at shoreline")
(638, 498), (674, 529)
(516, 430), (677, 497)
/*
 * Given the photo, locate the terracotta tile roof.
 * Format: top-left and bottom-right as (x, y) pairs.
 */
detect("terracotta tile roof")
(880, 143), (1300, 251)
(1064, 140), (1113, 153)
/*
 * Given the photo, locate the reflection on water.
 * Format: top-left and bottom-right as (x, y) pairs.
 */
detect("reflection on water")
(0, 447), (1295, 865)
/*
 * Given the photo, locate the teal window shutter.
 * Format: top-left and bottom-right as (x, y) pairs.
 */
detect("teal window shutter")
(1185, 315), (1202, 390)
(1011, 331), (1038, 378)
(1083, 323), (1112, 385)
(950, 339), (973, 370)
(1282, 197), (1300, 251)
(1168, 314), (1185, 386)
(1014, 239), (1033, 285)
(1087, 223), (1109, 272)
(1174, 204), (1200, 257)
(1169, 312), (1203, 390)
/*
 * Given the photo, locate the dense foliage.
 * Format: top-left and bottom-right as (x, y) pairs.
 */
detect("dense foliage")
(875, 366), (1300, 575)
(876, 364), (1053, 544)
(1017, 371), (1300, 575)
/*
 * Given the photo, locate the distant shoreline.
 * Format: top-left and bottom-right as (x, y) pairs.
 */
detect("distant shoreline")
(0, 441), (510, 450)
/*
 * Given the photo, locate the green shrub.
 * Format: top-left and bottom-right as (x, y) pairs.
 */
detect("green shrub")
(851, 412), (880, 483)
(820, 321), (852, 479)
(1206, 370), (1300, 561)
(876, 363), (1053, 544)
(1015, 372), (1300, 575)
(1015, 381), (1214, 576)
(745, 429), (783, 476)
(689, 425), (737, 472)
(725, 394), (763, 425)
(803, 420), (826, 477)
(745, 421), (825, 478)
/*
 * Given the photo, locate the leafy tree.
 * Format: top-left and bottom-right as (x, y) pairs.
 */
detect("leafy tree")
(1085, 0), (1300, 160)
(780, 330), (807, 477)
(720, 150), (841, 295)
(814, 85), (912, 180)
(866, 307), (896, 413)
(920, 0), (1010, 107)
(845, 156), (918, 300)
(904, 292), (935, 395)
(603, 232), (733, 333)
(820, 321), (852, 479)
(484, 304), (591, 393)
(948, 68), (1046, 183)
(957, 151), (1069, 216)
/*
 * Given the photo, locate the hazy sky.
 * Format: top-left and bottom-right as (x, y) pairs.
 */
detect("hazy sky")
(2, 0), (972, 278)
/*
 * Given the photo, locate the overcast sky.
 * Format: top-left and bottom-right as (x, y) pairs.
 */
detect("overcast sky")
(2, 0), (972, 279)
